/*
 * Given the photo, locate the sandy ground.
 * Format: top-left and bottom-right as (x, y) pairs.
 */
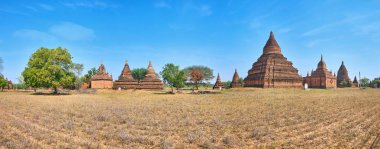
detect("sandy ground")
(0, 88), (379, 148)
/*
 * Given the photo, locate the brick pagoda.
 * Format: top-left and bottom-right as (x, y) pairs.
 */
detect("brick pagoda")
(213, 73), (224, 90)
(244, 31), (303, 88)
(337, 61), (352, 87)
(91, 64), (113, 89)
(113, 60), (139, 89)
(138, 61), (164, 90)
(230, 69), (242, 88)
(352, 76), (358, 87)
(303, 55), (337, 89)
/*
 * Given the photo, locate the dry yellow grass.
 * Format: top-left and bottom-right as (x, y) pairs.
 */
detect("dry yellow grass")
(0, 88), (379, 148)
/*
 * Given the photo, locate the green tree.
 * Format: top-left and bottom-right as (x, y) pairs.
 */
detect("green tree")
(82, 67), (97, 84)
(223, 81), (232, 89)
(183, 65), (214, 90)
(22, 47), (78, 94)
(239, 77), (244, 86)
(373, 79), (380, 88)
(72, 64), (84, 89)
(15, 76), (27, 90)
(131, 68), (146, 83)
(0, 74), (8, 91)
(339, 80), (349, 87)
(160, 63), (185, 93)
(360, 77), (370, 87)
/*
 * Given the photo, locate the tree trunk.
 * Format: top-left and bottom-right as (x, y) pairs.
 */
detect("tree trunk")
(171, 86), (174, 93)
(53, 86), (58, 94)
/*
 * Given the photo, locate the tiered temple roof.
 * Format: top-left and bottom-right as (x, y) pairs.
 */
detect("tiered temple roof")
(213, 73), (224, 89)
(337, 61), (352, 87)
(353, 76), (358, 84)
(91, 64), (113, 81)
(138, 61), (164, 90)
(244, 31), (303, 88)
(304, 55), (337, 89)
(352, 76), (358, 87)
(113, 60), (138, 89)
(91, 64), (113, 89)
(230, 69), (241, 88)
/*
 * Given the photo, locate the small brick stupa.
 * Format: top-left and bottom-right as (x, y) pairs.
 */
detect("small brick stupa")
(244, 31), (303, 88)
(113, 60), (139, 89)
(337, 61), (352, 87)
(352, 76), (358, 87)
(213, 73), (224, 90)
(303, 55), (337, 89)
(230, 69), (242, 88)
(138, 61), (164, 90)
(91, 64), (113, 89)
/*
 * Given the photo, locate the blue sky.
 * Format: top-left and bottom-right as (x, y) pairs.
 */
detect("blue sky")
(1, 0), (379, 83)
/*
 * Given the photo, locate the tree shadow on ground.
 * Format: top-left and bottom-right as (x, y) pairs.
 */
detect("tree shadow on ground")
(31, 92), (71, 96)
(153, 91), (176, 95)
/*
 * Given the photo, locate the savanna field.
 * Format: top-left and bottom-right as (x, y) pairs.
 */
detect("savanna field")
(0, 88), (379, 148)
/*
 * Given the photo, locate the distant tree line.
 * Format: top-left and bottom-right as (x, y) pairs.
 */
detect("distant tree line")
(17, 47), (218, 94)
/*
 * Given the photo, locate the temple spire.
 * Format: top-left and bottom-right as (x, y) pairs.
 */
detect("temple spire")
(144, 60), (157, 80)
(216, 73), (221, 82)
(213, 73), (224, 89)
(263, 31), (282, 54)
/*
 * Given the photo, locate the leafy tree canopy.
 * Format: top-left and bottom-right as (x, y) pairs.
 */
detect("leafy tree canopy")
(160, 63), (185, 93)
(22, 47), (79, 93)
(0, 74), (8, 91)
(360, 77), (370, 87)
(82, 67), (97, 84)
(183, 65), (214, 81)
(131, 68), (146, 83)
(223, 81), (232, 89)
(183, 65), (214, 90)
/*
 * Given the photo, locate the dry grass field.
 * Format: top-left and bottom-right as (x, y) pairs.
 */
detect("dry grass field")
(0, 88), (379, 148)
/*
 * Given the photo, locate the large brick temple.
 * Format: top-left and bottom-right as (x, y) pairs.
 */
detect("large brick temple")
(303, 55), (337, 89)
(91, 64), (113, 89)
(244, 31), (303, 88)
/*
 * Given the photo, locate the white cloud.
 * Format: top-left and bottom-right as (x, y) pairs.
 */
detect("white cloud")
(277, 28), (291, 34)
(63, 1), (116, 9)
(302, 12), (378, 37)
(13, 29), (56, 42)
(168, 23), (193, 31)
(199, 5), (212, 16)
(13, 22), (95, 42)
(249, 19), (261, 29)
(38, 3), (54, 11)
(306, 39), (331, 48)
(50, 22), (95, 41)
(24, 5), (38, 12)
(303, 23), (334, 36)
(356, 22), (380, 41)
(154, 1), (171, 8)
(0, 8), (29, 16)
(183, 3), (213, 16)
